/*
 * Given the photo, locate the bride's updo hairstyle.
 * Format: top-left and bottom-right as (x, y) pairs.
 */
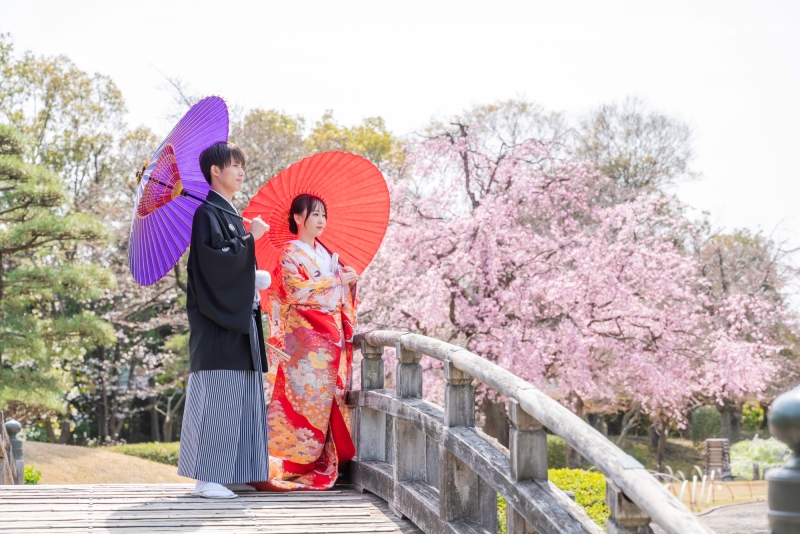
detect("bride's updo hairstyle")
(288, 194), (327, 234)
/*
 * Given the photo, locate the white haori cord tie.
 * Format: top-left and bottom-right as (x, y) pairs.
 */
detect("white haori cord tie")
(254, 269), (291, 361)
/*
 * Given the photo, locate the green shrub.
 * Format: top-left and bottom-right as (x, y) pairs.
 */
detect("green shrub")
(497, 494), (507, 534)
(547, 435), (567, 469)
(24, 465), (41, 485)
(21, 424), (49, 442)
(107, 442), (180, 466)
(730, 436), (789, 479)
(742, 401), (765, 432)
(497, 469), (608, 532)
(691, 406), (721, 442)
(549, 468), (609, 527)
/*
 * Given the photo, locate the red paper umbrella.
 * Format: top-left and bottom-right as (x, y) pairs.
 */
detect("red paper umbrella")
(243, 151), (389, 285)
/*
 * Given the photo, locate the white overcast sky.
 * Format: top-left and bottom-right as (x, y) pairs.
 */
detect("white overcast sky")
(2, 0), (799, 248)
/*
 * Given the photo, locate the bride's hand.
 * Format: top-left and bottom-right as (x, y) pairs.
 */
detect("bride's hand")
(341, 266), (358, 286)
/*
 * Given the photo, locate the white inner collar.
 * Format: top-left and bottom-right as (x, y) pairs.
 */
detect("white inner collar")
(209, 190), (239, 214)
(291, 240), (334, 277)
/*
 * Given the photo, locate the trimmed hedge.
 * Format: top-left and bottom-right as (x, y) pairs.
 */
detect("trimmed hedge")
(498, 468), (608, 532)
(691, 405), (721, 442)
(107, 442), (180, 466)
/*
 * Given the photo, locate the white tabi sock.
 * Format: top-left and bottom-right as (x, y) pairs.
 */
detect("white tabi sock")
(193, 480), (237, 499)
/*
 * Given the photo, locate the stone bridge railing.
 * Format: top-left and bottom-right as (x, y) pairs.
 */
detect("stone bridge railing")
(345, 330), (711, 534)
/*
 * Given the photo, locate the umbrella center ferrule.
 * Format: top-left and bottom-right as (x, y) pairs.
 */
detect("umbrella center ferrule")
(171, 181), (184, 199)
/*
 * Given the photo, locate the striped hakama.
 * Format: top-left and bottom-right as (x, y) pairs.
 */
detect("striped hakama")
(177, 313), (268, 484)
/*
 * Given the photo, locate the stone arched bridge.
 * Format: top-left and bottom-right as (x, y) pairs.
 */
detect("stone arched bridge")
(0, 330), (711, 533)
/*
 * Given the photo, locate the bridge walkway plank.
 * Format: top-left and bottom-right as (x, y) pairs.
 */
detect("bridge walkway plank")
(0, 484), (423, 533)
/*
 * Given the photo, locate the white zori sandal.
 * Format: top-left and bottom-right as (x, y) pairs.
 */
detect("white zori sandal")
(224, 483), (257, 492)
(193, 481), (238, 499)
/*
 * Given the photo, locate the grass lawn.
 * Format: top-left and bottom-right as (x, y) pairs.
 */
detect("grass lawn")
(23, 441), (191, 484)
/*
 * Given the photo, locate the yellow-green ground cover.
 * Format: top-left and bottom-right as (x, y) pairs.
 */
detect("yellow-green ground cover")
(497, 468), (609, 533)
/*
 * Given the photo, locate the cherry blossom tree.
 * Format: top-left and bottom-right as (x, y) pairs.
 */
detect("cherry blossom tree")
(359, 117), (790, 470)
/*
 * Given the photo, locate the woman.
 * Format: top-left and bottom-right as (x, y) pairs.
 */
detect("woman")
(255, 194), (359, 491)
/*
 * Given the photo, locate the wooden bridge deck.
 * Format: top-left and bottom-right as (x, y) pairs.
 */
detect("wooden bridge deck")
(0, 484), (423, 533)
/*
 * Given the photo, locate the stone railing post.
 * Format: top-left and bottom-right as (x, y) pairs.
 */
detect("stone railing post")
(443, 360), (474, 427)
(361, 339), (384, 391)
(395, 341), (422, 398)
(766, 384), (800, 533)
(439, 360), (497, 532)
(509, 398), (547, 482)
(506, 398), (548, 534)
(354, 340), (388, 492)
(605, 480), (653, 534)
(391, 342), (425, 518)
(353, 338), (386, 479)
(4, 418), (22, 485)
(0, 413), (8, 485)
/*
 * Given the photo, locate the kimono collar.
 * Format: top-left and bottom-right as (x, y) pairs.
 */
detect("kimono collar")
(207, 190), (239, 215)
(289, 240), (335, 279)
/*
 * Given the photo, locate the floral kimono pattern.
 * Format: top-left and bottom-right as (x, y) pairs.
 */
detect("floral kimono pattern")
(253, 241), (357, 491)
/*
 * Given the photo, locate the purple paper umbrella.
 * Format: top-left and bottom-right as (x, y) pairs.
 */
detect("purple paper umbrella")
(128, 96), (229, 286)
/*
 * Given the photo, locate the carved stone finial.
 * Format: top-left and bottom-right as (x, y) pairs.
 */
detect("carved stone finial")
(766, 385), (800, 531)
(4, 419), (22, 461)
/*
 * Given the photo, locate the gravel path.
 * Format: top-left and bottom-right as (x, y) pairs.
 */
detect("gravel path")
(652, 501), (768, 534)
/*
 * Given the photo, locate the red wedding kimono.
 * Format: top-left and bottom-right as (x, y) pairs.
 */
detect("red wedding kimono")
(252, 241), (357, 491)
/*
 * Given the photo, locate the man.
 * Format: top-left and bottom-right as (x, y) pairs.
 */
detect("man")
(177, 141), (270, 499)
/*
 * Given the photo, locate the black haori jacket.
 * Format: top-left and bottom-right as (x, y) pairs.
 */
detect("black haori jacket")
(186, 190), (268, 373)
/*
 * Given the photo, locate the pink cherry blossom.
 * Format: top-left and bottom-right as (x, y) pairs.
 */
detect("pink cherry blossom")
(358, 123), (789, 424)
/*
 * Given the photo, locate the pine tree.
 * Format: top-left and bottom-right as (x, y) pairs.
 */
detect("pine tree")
(0, 124), (115, 420)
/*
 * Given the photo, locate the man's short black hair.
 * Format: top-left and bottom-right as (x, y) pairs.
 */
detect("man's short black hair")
(198, 142), (246, 184)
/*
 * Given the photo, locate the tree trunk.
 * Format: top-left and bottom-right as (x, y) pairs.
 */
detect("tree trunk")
(480, 396), (509, 448)
(163, 413), (173, 443)
(98, 346), (109, 441)
(656, 416), (669, 473)
(650, 423), (659, 451)
(100, 389), (109, 441)
(566, 442), (582, 469)
(57, 420), (70, 444)
(680, 408), (693, 440)
(616, 403), (640, 446)
(44, 419), (56, 443)
(566, 397), (584, 469)
(731, 404), (742, 442)
(719, 401), (741, 442)
(150, 403), (161, 442)
(587, 413), (608, 436)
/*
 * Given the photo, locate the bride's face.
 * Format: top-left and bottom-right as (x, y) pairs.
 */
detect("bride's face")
(295, 202), (327, 239)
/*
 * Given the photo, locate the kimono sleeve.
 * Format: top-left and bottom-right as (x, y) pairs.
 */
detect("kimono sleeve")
(281, 253), (342, 312)
(194, 207), (255, 334)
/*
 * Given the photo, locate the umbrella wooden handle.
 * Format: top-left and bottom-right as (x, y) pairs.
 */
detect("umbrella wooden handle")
(267, 343), (291, 361)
